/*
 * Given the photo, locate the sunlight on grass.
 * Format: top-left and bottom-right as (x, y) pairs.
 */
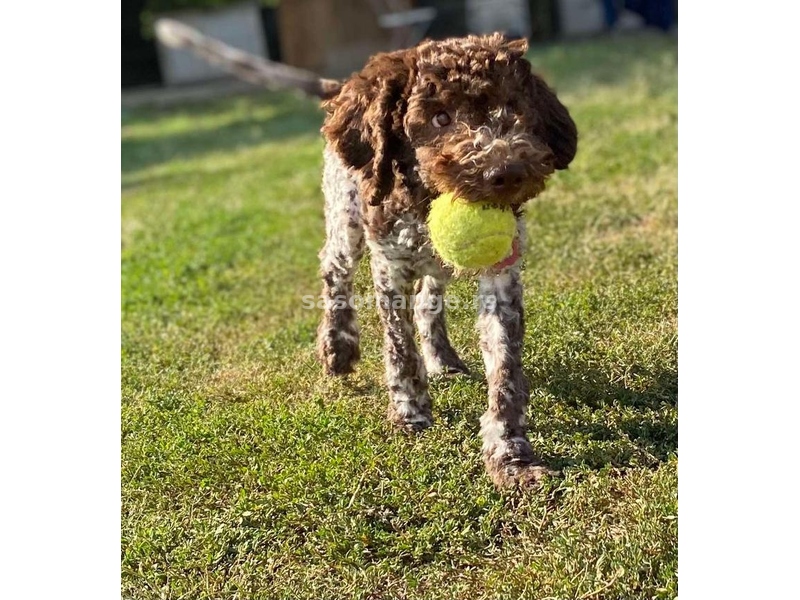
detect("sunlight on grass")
(122, 32), (677, 599)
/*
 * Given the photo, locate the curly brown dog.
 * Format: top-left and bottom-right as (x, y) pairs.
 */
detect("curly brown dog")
(316, 34), (577, 488)
(153, 22), (577, 487)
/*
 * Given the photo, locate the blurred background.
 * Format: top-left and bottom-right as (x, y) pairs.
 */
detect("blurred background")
(122, 0), (677, 91)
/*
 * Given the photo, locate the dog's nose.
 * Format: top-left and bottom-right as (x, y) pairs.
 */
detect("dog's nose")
(485, 163), (526, 192)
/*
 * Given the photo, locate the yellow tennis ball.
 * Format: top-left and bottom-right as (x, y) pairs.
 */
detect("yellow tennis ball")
(427, 192), (517, 270)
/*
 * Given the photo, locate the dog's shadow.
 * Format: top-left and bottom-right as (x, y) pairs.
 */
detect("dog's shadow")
(529, 358), (677, 471)
(434, 357), (677, 472)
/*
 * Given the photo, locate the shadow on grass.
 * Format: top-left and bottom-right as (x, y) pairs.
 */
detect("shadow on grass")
(430, 358), (676, 473)
(529, 360), (677, 470)
(122, 93), (324, 174)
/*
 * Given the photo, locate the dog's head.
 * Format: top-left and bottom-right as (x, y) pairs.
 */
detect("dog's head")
(323, 34), (577, 208)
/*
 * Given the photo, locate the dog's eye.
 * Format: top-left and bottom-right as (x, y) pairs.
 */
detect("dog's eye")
(432, 112), (451, 128)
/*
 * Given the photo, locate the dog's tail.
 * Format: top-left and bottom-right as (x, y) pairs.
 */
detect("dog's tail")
(154, 18), (342, 100)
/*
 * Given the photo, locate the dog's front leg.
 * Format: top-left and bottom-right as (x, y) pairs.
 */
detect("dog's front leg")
(370, 252), (433, 432)
(477, 267), (553, 487)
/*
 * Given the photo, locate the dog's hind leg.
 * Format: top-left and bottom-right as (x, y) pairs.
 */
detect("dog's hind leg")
(370, 251), (433, 432)
(317, 147), (365, 376)
(414, 274), (469, 376)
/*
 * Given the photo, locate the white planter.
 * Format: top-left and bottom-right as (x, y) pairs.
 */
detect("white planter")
(155, 1), (267, 86)
(466, 0), (531, 38)
(557, 0), (605, 37)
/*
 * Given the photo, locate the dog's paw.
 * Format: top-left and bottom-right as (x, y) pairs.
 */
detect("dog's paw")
(424, 351), (470, 377)
(317, 327), (360, 376)
(488, 460), (559, 489)
(387, 400), (433, 433)
(483, 438), (559, 489)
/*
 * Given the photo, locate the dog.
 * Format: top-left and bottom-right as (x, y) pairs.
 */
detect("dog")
(155, 23), (577, 487)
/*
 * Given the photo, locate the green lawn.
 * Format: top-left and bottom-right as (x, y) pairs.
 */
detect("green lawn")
(122, 32), (677, 599)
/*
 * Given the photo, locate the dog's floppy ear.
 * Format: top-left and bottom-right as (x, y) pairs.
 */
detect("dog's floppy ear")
(528, 71), (578, 170)
(322, 50), (415, 206)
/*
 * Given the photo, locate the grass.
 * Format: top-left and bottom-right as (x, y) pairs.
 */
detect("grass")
(122, 32), (677, 599)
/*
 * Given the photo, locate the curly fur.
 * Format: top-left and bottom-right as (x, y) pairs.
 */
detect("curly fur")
(317, 34), (577, 487)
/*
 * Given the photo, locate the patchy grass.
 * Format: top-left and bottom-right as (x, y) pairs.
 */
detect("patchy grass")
(122, 32), (677, 599)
